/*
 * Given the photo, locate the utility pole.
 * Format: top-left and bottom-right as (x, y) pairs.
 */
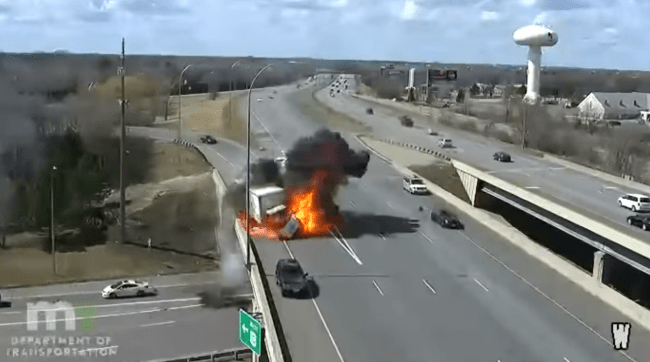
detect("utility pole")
(51, 166), (57, 275)
(119, 38), (127, 244)
(521, 101), (527, 149)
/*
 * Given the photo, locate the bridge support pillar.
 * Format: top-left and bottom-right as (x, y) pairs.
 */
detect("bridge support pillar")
(456, 169), (479, 206)
(593, 251), (606, 285)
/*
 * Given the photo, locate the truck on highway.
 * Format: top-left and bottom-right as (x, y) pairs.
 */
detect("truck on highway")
(249, 186), (287, 223)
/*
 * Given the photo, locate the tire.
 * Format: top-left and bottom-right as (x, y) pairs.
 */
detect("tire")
(137, 291), (144, 297)
(109, 293), (116, 299)
(281, 290), (288, 297)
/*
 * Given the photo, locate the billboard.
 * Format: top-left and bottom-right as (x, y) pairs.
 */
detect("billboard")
(428, 69), (457, 85)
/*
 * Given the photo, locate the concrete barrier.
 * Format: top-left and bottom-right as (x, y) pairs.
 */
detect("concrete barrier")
(360, 141), (650, 333)
(210, 168), (285, 362)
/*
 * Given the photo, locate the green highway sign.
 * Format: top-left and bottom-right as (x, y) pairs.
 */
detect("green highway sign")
(239, 309), (263, 355)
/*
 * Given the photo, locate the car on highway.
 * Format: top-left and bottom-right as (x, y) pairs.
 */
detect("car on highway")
(200, 135), (217, 144)
(428, 128), (438, 136)
(618, 193), (650, 212)
(627, 215), (650, 231)
(399, 115), (414, 127)
(256, 98), (263, 102)
(275, 259), (312, 297)
(403, 176), (428, 195)
(366, 108), (373, 115)
(102, 280), (158, 299)
(269, 95), (274, 99)
(437, 138), (453, 148)
(430, 210), (464, 229)
(493, 151), (512, 162)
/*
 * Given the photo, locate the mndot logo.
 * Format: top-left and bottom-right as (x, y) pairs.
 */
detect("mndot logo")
(27, 301), (76, 331)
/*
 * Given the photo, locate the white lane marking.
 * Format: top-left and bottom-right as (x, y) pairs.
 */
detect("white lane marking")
(422, 279), (437, 294)
(282, 241), (346, 362)
(0, 304), (203, 328)
(0, 311), (21, 315)
(379, 233), (386, 240)
(330, 229), (363, 265)
(372, 280), (384, 296)
(282, 241), (295, 259)
(457, 231), (638, 362)
(0, 297), (205, 316)
(349, 201), (356, 207)
(525, 186), (540, 189)
(474, 278), (489, 292)
(603, 186), (619, 190)
(140, 320), (175, 328)
(213, 149), (234, 167)
(386, 201), (395, 209)
(563, 358), (570, 362)
(550, 167), (566, 170)
(251, 110), (281, 150)
(311, 297), (346, 362)
(6, 281), (218, 300)
(419, 231), (435, 244)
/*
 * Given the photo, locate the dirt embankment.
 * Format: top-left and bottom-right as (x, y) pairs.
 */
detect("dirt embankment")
(159, 93), (249, 145)
(0, 141), (219, 288)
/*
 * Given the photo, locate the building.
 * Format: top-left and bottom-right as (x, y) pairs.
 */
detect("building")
(578, 92), (650, 123)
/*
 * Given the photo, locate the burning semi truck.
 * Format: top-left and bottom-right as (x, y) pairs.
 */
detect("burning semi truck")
(236, 129), (371, 241)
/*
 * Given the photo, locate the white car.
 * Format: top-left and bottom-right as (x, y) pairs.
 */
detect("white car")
(403, 176), (428, 194)
(618, 194), (650, 212)
(102, 280), (158, 299)
(437, 139), (452, 148)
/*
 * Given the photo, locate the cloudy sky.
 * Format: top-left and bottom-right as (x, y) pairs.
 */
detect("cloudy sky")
(0, 0), (647, 71)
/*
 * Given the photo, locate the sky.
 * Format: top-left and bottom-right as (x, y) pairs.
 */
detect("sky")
(0, 0), (648, 71)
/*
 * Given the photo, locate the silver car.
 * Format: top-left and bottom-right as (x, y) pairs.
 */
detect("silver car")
(102, 280), (158, 299)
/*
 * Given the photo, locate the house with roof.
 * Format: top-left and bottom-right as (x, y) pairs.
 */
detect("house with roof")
(577, 92), (650, 123)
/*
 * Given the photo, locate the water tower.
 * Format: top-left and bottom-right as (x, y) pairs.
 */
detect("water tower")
(513, 25), (558, 105)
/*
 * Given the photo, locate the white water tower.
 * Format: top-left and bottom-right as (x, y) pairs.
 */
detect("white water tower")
(405, 68), (416, 102)
(513, 25), (558, 105)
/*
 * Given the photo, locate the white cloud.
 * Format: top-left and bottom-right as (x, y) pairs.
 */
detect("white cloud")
(481, 10), (499, 21)
(400, 0), (420, 20)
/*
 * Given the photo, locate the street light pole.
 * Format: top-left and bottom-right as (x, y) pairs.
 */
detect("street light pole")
(521, 101), (527, 149)
(119, 38), (127, 245)
(230, 60), (243, 125)
(50, 165), (57, 275)
(246, 63), (273, 269)
(178, 64), (193, 140)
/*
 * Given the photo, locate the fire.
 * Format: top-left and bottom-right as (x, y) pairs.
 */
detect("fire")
(237, 169), (343, 240)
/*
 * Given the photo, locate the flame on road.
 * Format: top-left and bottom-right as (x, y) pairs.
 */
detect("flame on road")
(237, 169), (343, 240)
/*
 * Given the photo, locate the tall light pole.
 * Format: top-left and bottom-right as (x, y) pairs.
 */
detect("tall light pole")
(245, 63), (273, 269)
(230, 60), (243, 124)
(119, 38), (127, 245)
(50, 165), (57, 275)
(178, 64), (193, 140)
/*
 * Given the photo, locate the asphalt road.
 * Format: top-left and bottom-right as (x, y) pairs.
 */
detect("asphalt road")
(230, 80), (649, 362)
(315, 81), (650, 245)
(0, 272), (252, 362)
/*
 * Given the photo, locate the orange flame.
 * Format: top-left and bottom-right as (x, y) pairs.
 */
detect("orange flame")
(237, 170), (343, 240)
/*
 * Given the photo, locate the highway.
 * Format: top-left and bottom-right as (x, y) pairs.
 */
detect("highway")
(315, 80), (650, 244)
(227, 81), (650, 362)
(0, 272), (252, 362)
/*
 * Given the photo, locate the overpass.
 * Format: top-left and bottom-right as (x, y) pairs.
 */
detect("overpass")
(453, 159), (650, 283)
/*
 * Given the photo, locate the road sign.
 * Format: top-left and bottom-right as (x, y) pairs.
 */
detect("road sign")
(239, 309), (263, 355)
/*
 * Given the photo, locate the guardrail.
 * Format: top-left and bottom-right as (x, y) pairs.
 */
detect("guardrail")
(173, 138), (211, 165)
(158, 347), (252, 362)
(369, 136), (452, 162)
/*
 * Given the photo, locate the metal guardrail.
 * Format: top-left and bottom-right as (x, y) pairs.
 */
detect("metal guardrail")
(371, 136), (452, 162)
(158, 348), (252, 362)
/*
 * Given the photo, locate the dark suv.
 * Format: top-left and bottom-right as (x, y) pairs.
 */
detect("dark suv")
(627, 215), (650, 231)
(275, 259), (312, 297)
(431, 210), (464, 229)
(493, 152), (511, 162)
